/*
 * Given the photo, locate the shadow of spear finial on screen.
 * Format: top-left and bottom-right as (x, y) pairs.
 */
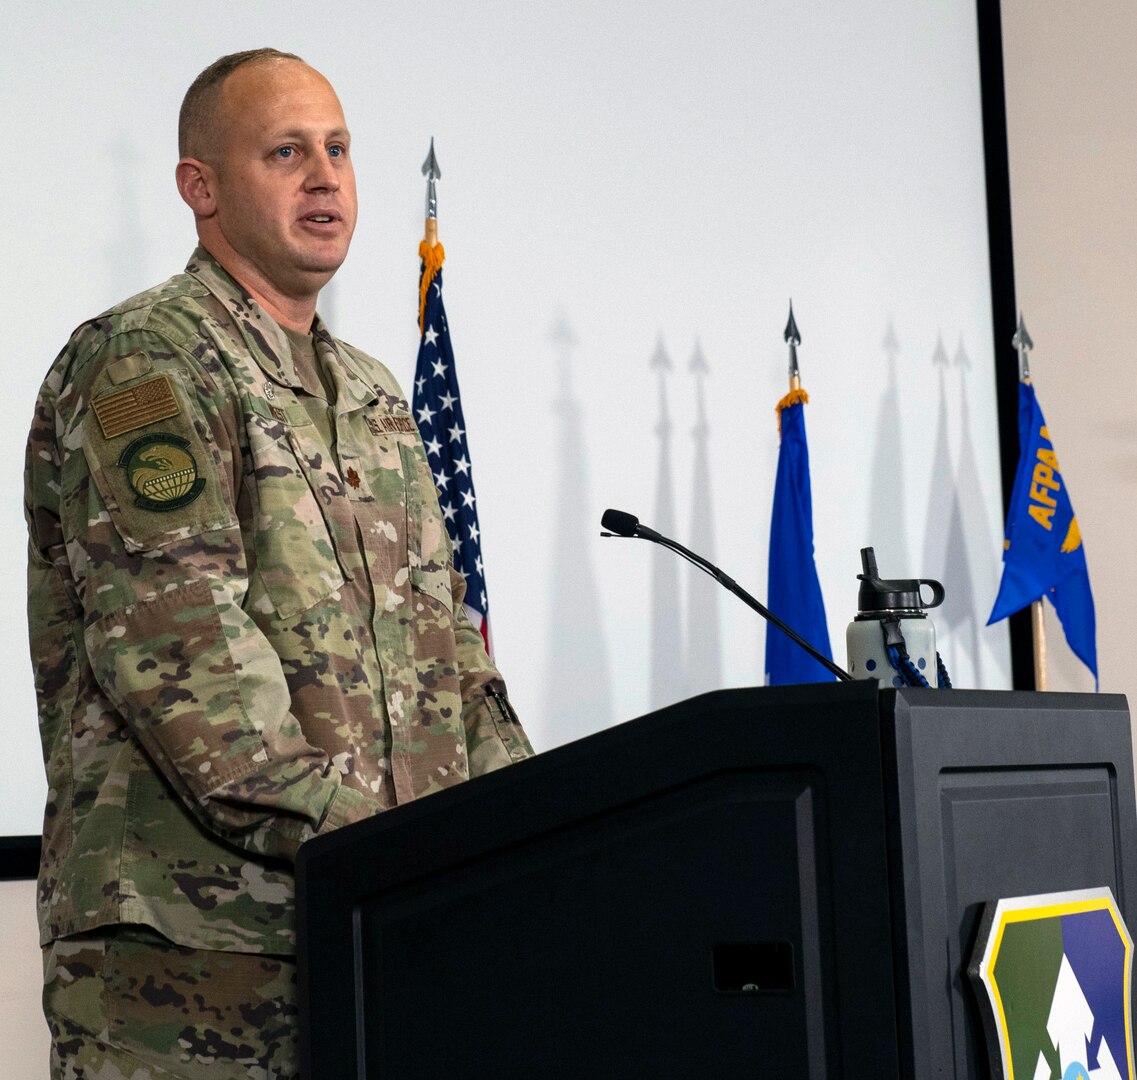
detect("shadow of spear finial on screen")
(932, 333), (950, 368)
(541, 315), (615, 742)
(867, 318), (911, 574)
(550, 315), (580, 399)
(649, 334), (686, 709)
(882, 318), (899, 360)
(686, 339), (722, 694)
(954, 337), (972, 370)
(940, 336), (987, 687)
(922, 332), (955, 648)
(650, 334), (673, 436)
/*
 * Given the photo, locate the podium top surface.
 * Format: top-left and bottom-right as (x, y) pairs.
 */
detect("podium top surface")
(297, 683), (1128, 887)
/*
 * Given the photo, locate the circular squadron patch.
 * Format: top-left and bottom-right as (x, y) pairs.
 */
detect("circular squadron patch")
(117, 432), (206, 511)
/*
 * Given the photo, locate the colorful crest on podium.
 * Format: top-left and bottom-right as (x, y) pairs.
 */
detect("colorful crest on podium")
(968, 888), (1134, 1080)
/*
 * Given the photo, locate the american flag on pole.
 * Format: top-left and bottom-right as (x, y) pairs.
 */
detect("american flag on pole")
(411, 241), (492, 654)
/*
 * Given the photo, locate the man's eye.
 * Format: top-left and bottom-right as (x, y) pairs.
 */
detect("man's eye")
(328, 145), (344, 158)
(275, 146), (294, 159)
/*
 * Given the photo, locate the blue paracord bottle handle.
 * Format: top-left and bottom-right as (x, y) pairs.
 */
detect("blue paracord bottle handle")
(885, 643), (952, 689)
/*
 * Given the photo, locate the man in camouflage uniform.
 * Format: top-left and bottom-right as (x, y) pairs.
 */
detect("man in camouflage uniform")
(25, 49), (532, 1079)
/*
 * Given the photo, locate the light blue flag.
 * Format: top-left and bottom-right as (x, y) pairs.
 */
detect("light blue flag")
(765, 390), (835, 684)
(987, 379), (1097, 684)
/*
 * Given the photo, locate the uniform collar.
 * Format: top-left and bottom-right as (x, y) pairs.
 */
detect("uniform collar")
(186, 247), (377, 412)
(312, 319), (380, 414)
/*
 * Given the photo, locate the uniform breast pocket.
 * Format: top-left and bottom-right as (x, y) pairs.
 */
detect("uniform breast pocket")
(398, 440), (454, 615)
(244, 408), (348, 621)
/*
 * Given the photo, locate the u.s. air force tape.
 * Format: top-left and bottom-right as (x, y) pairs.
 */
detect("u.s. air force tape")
(365, 414), (417, 435)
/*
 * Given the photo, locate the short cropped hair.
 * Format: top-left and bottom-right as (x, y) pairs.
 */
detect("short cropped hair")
(179, 48), (303, 161)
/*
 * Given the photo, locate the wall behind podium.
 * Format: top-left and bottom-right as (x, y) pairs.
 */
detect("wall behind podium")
(1000, 1), (1137, 699)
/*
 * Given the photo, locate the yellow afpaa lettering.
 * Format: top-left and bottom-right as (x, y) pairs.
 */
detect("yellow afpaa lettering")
(1040, 426), (1050, 440)
(1030, 466), (1059, 507)
(1033, 462), (1059, 490)
(1029, 504), (1055, 530)
(1037, 447), (1059, 470)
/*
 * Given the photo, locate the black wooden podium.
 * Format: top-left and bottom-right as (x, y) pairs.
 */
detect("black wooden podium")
(296, 684), (1136, 1078)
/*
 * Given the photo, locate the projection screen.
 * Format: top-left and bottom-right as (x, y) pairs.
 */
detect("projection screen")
(2, 0), (1011, 841)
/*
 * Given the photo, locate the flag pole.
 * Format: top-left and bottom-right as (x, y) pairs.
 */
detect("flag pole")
(411, 138), (494, 656)
(418, 138), (445, 335)
(1013, 315), (1048, 690)
(1031, 600), (1048, 690)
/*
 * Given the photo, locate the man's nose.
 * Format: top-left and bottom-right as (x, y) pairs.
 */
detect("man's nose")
(304, 150), (340, 191)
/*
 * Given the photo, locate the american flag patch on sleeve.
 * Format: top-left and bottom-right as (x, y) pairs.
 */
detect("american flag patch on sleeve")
(92, 374), (181, 440)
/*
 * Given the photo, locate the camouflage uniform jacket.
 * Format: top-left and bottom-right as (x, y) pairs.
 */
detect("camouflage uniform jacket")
(25, 248), (533, 955)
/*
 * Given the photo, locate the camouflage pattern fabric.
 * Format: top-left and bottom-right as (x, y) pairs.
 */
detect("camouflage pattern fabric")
(44, 928), (298, 1079)
(25, 247), (534, 957)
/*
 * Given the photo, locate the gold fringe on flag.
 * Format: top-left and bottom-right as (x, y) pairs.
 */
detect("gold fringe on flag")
(418, 240), (446, 333)
(775, 386), (809, 436)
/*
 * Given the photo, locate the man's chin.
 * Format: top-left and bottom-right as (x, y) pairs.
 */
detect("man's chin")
(294, 253), (348, 290)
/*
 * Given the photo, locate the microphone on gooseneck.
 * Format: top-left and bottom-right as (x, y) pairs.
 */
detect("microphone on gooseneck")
(600, 508), (853, 682)
(599, 508), (640, 538)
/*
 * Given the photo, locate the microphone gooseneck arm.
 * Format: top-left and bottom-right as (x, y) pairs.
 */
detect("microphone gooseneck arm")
(600, 508), (854, 683)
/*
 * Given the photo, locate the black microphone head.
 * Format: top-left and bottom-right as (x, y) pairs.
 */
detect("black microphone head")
(601, 508), (639, 537)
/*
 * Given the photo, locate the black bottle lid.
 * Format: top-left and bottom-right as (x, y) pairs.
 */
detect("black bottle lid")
(856, 546), (945, 616)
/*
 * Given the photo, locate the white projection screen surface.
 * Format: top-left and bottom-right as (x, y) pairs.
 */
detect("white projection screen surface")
(2, 1), (1011, 839)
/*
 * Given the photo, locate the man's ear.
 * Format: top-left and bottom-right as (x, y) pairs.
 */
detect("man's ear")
(176, 158), (217, 218)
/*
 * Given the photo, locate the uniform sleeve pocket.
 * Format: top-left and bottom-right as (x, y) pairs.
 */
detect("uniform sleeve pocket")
(84, 577), (265, 802)
(83, 371), (236, 552)
(400, 441), (454, 614)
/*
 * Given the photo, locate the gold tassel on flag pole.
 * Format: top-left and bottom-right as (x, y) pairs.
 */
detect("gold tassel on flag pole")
(1013, 315), (1048, 690)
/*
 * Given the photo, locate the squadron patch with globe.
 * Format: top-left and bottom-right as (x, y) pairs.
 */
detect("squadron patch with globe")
(118, 432), (205, 510)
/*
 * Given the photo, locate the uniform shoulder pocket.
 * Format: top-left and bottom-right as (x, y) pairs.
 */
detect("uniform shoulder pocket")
(83, 368), (236, 552)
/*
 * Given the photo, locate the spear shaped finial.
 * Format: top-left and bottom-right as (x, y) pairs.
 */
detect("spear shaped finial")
(1012, 313), (1033, 380)
(784, 300), (801, 388)
(422, 137), (441, 218)
(422, 138), (442, 247)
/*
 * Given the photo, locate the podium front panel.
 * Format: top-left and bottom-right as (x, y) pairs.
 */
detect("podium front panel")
(299, 685), (1136, 1079)
(882, 690), (1136, 1079)
(299, 682), (901, 1078)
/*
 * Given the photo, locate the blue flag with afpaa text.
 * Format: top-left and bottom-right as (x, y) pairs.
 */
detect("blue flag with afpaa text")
(988, 380), (1097, 684)
(765, 390), (835, 684)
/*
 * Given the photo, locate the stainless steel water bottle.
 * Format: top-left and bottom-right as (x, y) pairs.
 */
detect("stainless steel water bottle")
(846, 547), (945, 687)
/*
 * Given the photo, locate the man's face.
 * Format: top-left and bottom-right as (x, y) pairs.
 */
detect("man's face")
(207, 60), (358, 303)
